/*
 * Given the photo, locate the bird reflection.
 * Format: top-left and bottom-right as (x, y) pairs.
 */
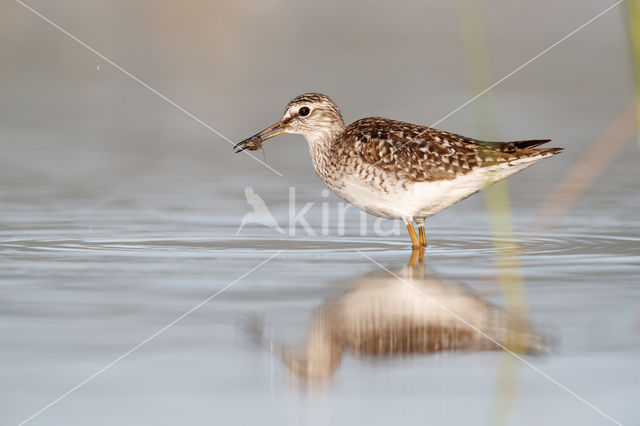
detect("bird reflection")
(249, 248), (548, 381)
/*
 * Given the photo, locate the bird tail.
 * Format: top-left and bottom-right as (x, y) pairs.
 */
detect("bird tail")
(506, 139), (564, 157)
(504, 139), (553, 150)
(476, 139), (562, 154)
(532, 147), (563, 157)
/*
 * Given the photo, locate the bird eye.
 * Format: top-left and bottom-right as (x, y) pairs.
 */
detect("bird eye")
(298, 106), (310, 117)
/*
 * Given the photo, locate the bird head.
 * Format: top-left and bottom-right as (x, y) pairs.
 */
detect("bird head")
(234, 93), (346, 153)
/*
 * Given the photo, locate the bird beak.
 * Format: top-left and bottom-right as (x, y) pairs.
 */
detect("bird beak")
(234, 122), (286, 153)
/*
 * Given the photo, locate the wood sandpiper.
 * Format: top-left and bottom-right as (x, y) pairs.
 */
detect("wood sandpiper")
(234, 93), (562, 248)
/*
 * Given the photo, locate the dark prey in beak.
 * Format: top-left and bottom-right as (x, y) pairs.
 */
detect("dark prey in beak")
(233, 135), (262, 153)
(234, 122), (285, 154)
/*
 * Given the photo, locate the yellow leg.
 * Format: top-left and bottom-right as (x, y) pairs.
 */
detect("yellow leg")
(416, 218), (427, 247)
(406, 223), (420, 248)
(418, 226), (426, 247)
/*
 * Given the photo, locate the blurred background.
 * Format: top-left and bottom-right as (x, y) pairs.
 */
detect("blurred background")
(1, 0), (639, 425)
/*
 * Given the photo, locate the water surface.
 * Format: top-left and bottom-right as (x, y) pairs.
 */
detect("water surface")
(1, 0), (639, 425)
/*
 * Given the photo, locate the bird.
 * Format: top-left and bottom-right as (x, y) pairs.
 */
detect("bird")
(246, 257), (548, 381)
(234, 93), (562, 248)
(235, 186), (284, 236)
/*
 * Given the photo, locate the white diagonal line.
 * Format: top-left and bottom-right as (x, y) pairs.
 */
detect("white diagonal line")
(18, 251), (282, 426)
(14, 0), (283, 177)
(431, 0), (623, 128)
(368, 0), (624, 170)
(357, 250), (622, 426)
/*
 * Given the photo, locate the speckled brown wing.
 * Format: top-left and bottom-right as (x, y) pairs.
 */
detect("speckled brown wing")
(339, 117), (559, 182)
